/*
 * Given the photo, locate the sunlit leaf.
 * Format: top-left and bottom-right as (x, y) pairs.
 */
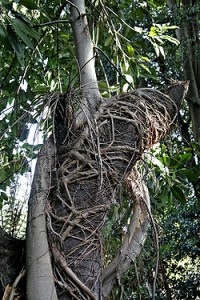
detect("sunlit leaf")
(31, 85), (49, 93)
(124, 74), (134, 84)
(127, 44), (134, 57)
(133, 26), (143, 34)
(162, 25), (179, 31)
(149, 26), (159, 37)
(159, 46), (165, 58)
(162, 35), (179, 45)
(139, 63), (151, 73)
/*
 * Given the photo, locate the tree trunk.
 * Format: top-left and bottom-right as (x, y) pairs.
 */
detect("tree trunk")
(167, 0), (200, 141)
(70, 0), (101, 127)
(26, 138), (58, 300)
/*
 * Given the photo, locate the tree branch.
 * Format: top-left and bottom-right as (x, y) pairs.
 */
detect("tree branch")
(69, 0), (101, 127)
(35, 19), (70, 27)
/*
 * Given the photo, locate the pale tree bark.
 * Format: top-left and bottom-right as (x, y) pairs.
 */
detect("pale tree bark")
(26, 138), (58, 300)
(70, 0), (101, 127)
(167, 0), (200, 141)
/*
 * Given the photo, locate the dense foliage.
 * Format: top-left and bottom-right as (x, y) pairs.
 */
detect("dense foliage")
(0, 0), (199, 299)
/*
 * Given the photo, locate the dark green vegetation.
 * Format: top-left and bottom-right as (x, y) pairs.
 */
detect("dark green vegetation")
(0, 0), (199, 299)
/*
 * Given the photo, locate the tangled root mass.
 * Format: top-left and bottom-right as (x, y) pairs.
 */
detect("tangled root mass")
(47, 85), (187, 298)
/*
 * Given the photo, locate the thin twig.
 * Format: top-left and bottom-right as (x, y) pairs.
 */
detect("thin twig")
(35, 19), (70, 27)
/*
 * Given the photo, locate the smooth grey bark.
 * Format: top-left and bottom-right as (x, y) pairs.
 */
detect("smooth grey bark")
(70, 0), (101, 127)
(26, 138), (58, 300)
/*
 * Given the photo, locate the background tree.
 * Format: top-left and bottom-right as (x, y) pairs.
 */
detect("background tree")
(0, 0), (199, 299)
(167, 0), (200, 142)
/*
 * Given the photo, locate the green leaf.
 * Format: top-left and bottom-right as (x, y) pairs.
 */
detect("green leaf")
(18, 0), (39, 9)
(162, 35), (179, 45)
(178, 168), (199, 183)
(109, 84), (120, 92)
(154, 36), (164, 44)
(9, 17), (40, 42)
(22, 142), (33, 149)
(159, 46), (165, 58)
(162, 25), (179, 31)
(7, 26), (24, 65)
(0, 169), (7, 182)
(133, 26), (143, 34)
(127, 44), (134, 57)
(8, 97), (15, 105)
(139, 56), (150, 62)
(171, 186), (186, 204)
(22, 143), (39, 153)
(0, 23), (12, 50)
(149, 26), (159, 37)
(10, 19), (34, 48)
(31, 84), (49, 93)
(152, 42), (160, 56)
(124, 74), (134, 84)
(0, 23), (7, 40)
(191, 142), (200, 151)
(160, 153), (170, 167)
(139, 63), (151, 73)
(168, 191), (173, 206)
(98, 81), (109, 92)
(1, 0), (13, 10)
(0, 191), (8, 208)
(32, 144), (43, 152)
(105, 35), (112, 47)
(179, 153), (192, 164)
(134, 63), (140, 78)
